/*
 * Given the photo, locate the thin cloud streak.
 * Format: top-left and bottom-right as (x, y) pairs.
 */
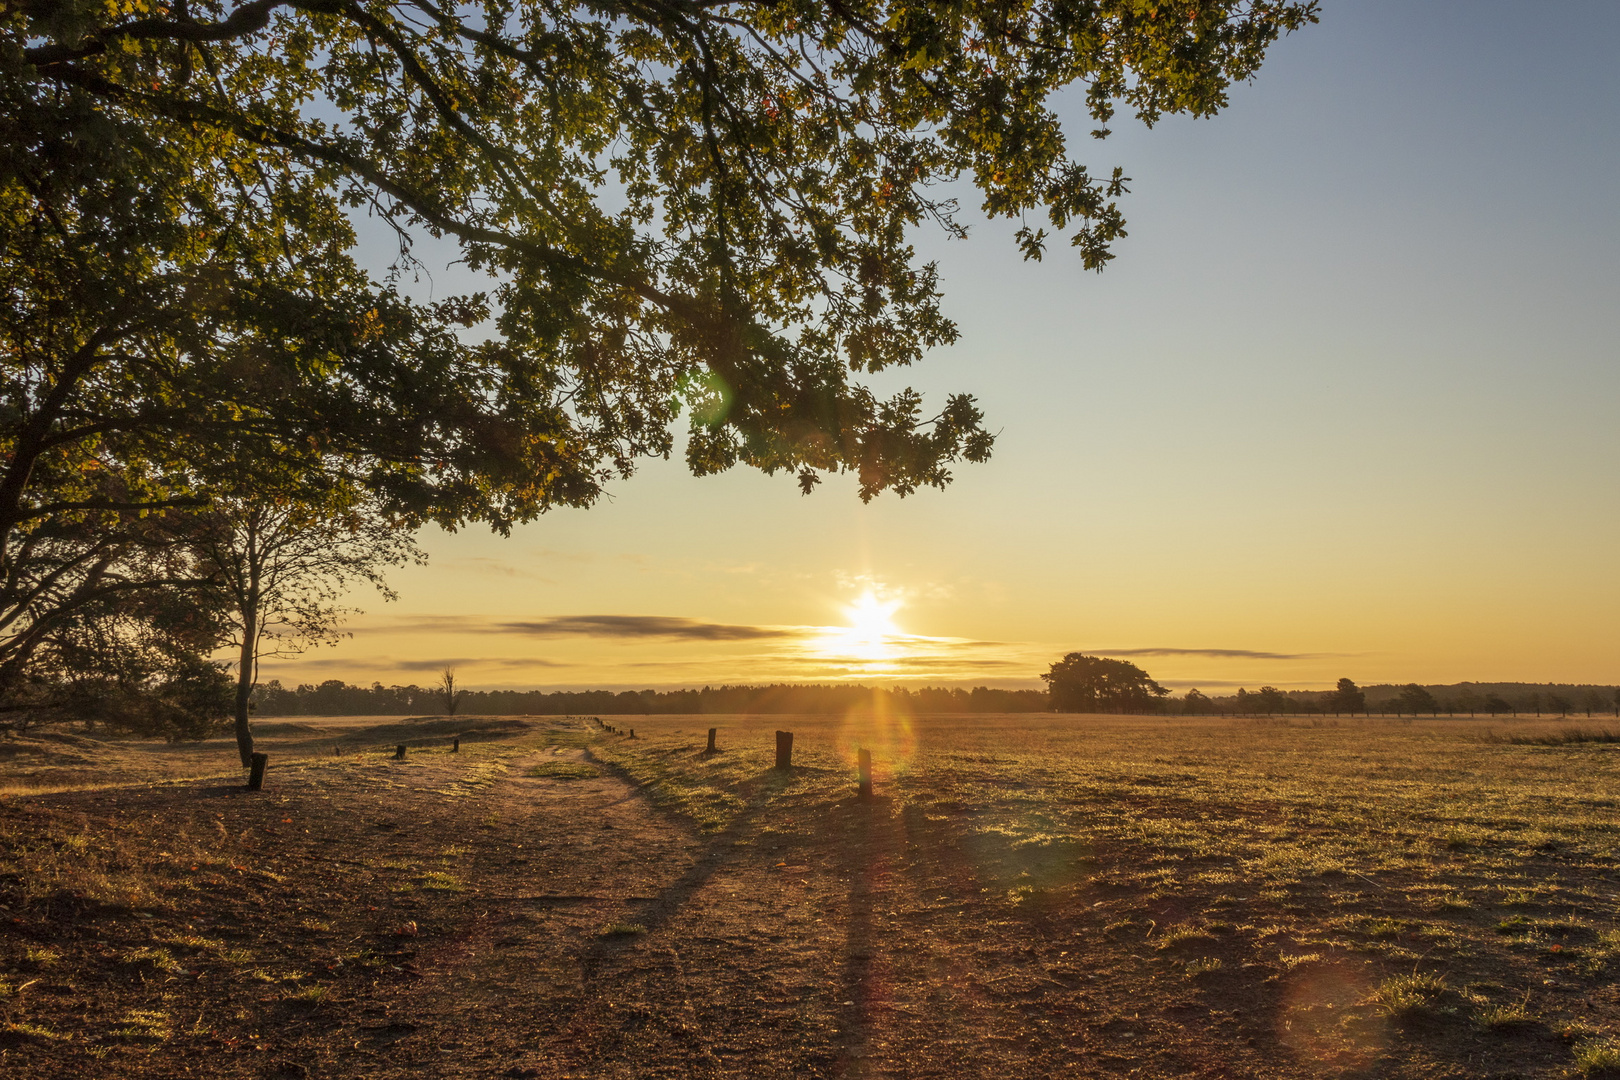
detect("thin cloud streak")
(1087, 647), (1339, 661)
(375, 613), (800, 641)
(261, 656), (564, 674)
(499, 616), (798, 641)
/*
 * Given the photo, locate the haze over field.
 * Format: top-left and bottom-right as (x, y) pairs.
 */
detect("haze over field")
(267, 1), (1620, 694)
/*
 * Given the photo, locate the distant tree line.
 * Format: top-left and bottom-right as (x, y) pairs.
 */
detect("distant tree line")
(254, 680), (1049, 717)
(256, 669), (1620, 720)
(1039, 656), (1620, 718)
(1175, 679), (1620, 718)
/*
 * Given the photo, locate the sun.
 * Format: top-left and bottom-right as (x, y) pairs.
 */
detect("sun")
(845, 591), (901, 645)
(811, 590), (904, 668)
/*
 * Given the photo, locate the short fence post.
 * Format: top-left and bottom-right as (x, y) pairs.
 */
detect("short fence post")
(775, 730), (793, 770)
(629, 728), (636, 739)
(706, 727), (717, 753)
(395, 744), (407, 760)
(452, 737), (460, 753)
(247, 752), (268, 791)
(857, 748), (872, 800)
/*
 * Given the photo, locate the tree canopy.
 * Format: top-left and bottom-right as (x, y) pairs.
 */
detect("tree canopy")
(1329, 676), (1364, 714)
(11, 0), (1316, 502)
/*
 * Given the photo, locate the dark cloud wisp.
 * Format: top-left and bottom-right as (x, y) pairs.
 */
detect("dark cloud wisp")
(498, 615), (798, 642)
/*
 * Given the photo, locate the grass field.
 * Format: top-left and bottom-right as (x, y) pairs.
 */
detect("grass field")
(1, 712), (1618, 1077)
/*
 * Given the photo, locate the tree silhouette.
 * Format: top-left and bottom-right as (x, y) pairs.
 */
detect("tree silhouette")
(439, 669), (463, 717)
(1043, 654), (1168, 713)
(1254, 686), (1289, 715)
(1330, 677), (1366, 715)
(1398, 684), (1438, 716)
(190, 484), (423, 767)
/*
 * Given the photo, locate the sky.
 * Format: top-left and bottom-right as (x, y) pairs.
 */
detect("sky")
(261, 1), (1620, 694)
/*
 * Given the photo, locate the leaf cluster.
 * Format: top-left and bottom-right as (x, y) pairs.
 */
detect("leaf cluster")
(12, 0), (1316, 502)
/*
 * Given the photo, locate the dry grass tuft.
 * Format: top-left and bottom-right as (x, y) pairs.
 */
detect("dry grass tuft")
(526, 761), (599, 780)
(1575, 1038), (1620, 1078)
(1370, 972), (1446, 1018)
(597, 922), (647, 938)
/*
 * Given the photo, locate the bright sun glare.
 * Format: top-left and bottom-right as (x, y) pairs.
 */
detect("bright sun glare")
(816, 590), (903, 667)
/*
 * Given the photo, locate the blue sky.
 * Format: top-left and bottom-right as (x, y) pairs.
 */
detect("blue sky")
(275, 1), (1620, 692)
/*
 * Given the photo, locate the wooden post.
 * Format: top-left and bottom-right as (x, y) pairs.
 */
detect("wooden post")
(706, 727), (717, 752)
(629, 728), (635, 739)
(775, 730), (793, 770)
(452, 736), (460, 753)
(395, 744), (407, 760)
(246, 752), (268, 791)
(857, 748), (872, 800)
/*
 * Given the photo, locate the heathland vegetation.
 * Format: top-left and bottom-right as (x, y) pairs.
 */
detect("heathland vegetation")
(5, 712), (1620, 1078)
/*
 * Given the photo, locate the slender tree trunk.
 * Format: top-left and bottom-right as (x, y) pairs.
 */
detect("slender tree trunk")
(233, 524), (262, 769)
(234, 601), (256, 768)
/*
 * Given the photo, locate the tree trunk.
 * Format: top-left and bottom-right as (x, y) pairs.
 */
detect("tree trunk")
(234, 608), (256, 768)
(233, 523), (263, 769)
